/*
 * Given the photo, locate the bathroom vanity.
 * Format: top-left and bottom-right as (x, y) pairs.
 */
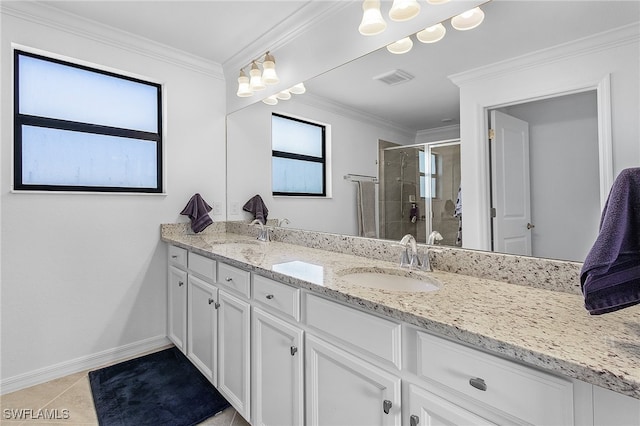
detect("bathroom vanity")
(161, 223), (640, 426)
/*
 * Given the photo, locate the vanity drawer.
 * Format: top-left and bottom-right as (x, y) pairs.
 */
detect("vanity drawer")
(188, 252), (216, 281)
(252, 275), (300, 321)
(303, 292), (401, 369)
(416, 331), (574, 425)
(168, 245), (187, 268)
(217, 262), (250, 298)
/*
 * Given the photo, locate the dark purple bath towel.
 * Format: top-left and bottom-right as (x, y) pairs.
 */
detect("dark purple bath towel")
(180, 193), (213, 233)
(243, 194), (268, 225)
(581, 168), (640, 315)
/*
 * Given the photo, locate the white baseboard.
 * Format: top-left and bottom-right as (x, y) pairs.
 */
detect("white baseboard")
(0, 335), (172, 395)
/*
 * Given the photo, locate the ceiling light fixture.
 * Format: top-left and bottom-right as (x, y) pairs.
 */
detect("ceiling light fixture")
(451, 7), (485, 31)
(416, 23), (446, 43)
(389, 0), (421, 22)
(359, 0), (387, 35)
(386, 37), (414, 54)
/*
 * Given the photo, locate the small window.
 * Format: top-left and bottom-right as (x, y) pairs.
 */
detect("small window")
(271, 113), (326, 196)
(14, 50), (163, 193)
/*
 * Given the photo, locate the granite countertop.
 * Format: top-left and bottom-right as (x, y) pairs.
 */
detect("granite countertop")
(161, 228), (640, 400)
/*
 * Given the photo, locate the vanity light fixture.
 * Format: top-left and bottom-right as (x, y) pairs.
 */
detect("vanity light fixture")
(276, 89), (292, 100)
(262, 94), (279, 105)
(451, 7), (485, 31)
(359, 0), (387, 35)
(416, 22), (446, 43)
(389, 0), (421, 22)
(236, 69), (252, 97)
(235, 51), (280, 98)
(387, 36), (414, 54)
(289, 82), (306, 94)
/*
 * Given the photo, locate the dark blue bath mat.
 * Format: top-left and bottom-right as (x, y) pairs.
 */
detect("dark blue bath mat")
(89, 347), (230, 426)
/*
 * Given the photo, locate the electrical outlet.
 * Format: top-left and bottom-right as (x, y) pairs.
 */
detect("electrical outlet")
(230, 202), (240, 215)
(213, 202), (222, 215)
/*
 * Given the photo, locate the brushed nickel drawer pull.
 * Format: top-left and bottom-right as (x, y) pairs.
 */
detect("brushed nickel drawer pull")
(469, 377), (487, 391)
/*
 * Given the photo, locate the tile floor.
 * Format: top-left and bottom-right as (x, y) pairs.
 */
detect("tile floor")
(0, 349), (250, 426)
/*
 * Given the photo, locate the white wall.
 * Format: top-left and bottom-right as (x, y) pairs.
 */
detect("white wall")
(226, 97), (414, 235)
(499, 91), (601, 262)
(453, 24), (640, 251)
(0, 4), (226, 390)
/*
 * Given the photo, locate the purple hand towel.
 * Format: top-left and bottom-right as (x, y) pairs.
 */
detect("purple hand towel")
(180, 193), (213, 233)
(580, 168), (640, 315)
(242, 194), (268, 225)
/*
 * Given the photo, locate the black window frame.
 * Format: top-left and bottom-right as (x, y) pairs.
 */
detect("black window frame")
(271, 113), (327, 197)
(13, 49), (163, 193)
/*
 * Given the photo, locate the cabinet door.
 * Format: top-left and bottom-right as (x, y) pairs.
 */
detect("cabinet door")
(305, 334), (401, 426)
(252, 307), (303, 426)
(187, 275), (218, 385)
(168, 265), (187, 352)
(407, 383), (496, 426)
(218, 290), (251, 420)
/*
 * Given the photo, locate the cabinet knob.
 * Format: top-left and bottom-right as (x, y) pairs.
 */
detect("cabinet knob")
(527, 222), (536, 230)
(171, 255), (178, 259)
(178, 281), (184, 287)
(410, 415), (420, 426)
(214, 302), (220, 309)
(266, 294), (274, 300)
(469, 377), (487, 391)
(290, 346), (298, 356)
(383, 399), (392, 414)
(225, 277), (233, 282)
(208, 298), (215, 305)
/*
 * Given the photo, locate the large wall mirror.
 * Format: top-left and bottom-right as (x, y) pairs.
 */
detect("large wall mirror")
(226, 1), (640, 263)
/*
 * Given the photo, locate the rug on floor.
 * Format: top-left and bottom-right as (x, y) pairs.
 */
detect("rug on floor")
(89, 347), (230, 426)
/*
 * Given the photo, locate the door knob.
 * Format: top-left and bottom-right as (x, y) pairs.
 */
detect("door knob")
(383, 399), (392, 414)
(527, 223), (535, 229)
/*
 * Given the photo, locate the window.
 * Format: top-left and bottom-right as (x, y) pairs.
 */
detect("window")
(14, 50), (163, 193)
(419, 150), (438, 199)
(271, 113), (326, 196)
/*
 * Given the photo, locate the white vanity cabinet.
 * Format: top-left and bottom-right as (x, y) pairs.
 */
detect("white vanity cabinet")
(167, 246), (188, 353)
(217, 264), (251, 421)
(186, 251), (219, 386)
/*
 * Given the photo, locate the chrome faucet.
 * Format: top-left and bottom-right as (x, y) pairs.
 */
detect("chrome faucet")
(399, 234), (421, 269)
(250, 219), (270, 242)
(428, 231), (443, 245)
(277, 218), (290, 227)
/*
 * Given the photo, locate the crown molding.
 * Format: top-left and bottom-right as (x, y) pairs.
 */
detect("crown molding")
(415, 125), (461, 142)
(223, 1), (351, 73)
(297, 93), (417, 141)
(1, 2), (224, 79)
(449, 22), (640, 87)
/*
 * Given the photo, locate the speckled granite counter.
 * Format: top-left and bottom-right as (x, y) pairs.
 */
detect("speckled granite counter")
(161, 224), (640, 400)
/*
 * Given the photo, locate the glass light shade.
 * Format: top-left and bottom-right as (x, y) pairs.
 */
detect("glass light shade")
(236, 70), (252, 97)
(389, 0), (420, 22)
(358, 0), (387, 36)
(416, 23), (446, 43)
(289, 82), (306, 94)
(426, 0), (450, 4)
(451, 7), (485, 31)
(277, 90), (291, 100)
(249, 62), (266, 91)
(386, 37), (413, 54)
(262, 53), (279, 85)
(262, 95), (278, 105)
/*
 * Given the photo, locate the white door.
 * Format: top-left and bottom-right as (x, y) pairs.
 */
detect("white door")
(305, 334), (401, 426)
(167, 265), (187, 353)
(218, 289), (251, 420)
(407, 383), (496, 426)
(490, 110), (532, 255)
(187, 275), (218, 385)
(252, 307), (304, 426)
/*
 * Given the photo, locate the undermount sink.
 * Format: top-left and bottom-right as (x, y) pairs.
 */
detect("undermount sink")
(338, 267), (441, 292)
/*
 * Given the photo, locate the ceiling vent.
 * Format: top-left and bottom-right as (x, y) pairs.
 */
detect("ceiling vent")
(373, 69), (414, 86)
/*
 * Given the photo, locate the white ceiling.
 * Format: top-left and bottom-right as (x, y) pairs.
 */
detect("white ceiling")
(38, 0), (640, 131)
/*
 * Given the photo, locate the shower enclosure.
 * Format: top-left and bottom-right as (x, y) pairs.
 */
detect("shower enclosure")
(378, 140), (461, 245)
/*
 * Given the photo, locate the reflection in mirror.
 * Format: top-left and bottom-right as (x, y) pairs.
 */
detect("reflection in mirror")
(226, 1), (640, 262)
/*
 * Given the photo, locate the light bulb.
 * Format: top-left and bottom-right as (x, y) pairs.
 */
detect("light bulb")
(358, 0), (387, 36)
(389, 0), (420, 22)
(236, 69), (252, 97)
(262, 95), (278, 105)
(289, 82), (306, 95)
(262, 52), (279, 85)
(451, 7), (485, 31)
(416, 23), (446, 43)
(386, 37), (413, 54)
(249, 62), (266, 91)
(277, 90), (291, 100)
